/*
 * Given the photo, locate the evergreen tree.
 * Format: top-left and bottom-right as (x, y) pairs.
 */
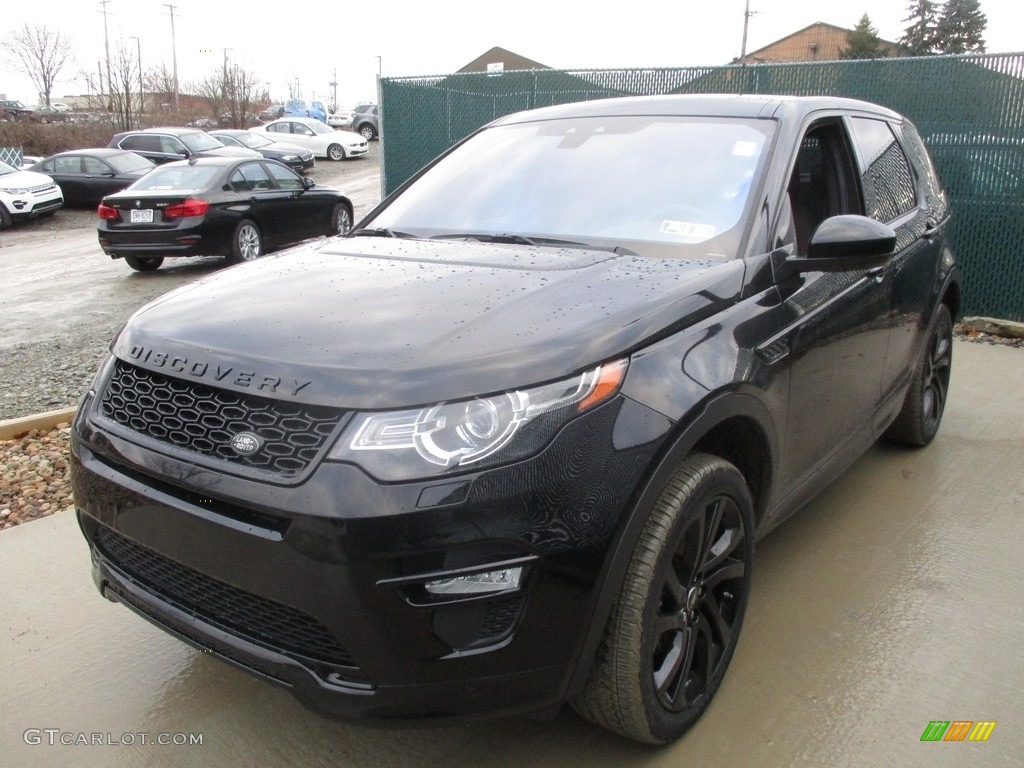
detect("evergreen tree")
(936, 0), (987, 54)
(900, 0), (941, 55)
(841, 14), (888, 60)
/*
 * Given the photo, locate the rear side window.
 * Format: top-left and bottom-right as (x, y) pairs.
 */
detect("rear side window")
(230, 163), (272, 192)
(849, 117), (917, 223)
(120, 135), (163, 153)
(54, 156), (82, 174)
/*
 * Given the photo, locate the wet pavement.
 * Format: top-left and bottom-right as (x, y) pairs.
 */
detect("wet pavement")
(2, 339), (1021, 767)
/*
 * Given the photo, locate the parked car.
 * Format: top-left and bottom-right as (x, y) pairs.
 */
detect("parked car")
(258, 103), (285, 122)
(326, 109), (348, 128)
(50, 102), (72, 112)
(1, 99), (32, 121)
(71, 95), (960, 744)
(96, 155), (352, 271)
(108, 127), (261, 165)
(25, 105), (67, 123)
(349, 102), (380, 140)
(0, 159), (63, 228)
(209, 129), (315, 173)
(253, 117), (367, 160)
(28, 149), (156, 207)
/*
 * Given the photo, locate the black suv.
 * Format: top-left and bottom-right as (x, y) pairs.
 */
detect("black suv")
(107, 127), (260, 164)
(1, 99), (32, 121)
(71, 95), (960, 744)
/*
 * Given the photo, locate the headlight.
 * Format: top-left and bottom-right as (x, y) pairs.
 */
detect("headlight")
(0, 187), (28, 194)
(330, 359), (628, 481)
(282, 155), (299, 162)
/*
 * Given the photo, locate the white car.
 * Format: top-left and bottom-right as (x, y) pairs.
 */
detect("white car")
(253, 117), (368, 161)
(0, 160), (63, 229)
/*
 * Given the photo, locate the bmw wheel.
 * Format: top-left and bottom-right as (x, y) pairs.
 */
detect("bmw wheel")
(329, 204), (352, 236)
(229, 220), (262, 264)
(885, 303), (953, 447)
(123, 255), (164, 271)
(573, 452), (754, 743)
(327, 144), (345, 161)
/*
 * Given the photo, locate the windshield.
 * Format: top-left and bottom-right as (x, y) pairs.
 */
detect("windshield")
(180, 132), (227, 152)
(107, 153), (155, 174)
(0, 160), (16, 176)
(366, 115), (774, 259)
(234, 132), (272, 149)
(129, 164), (219, 192)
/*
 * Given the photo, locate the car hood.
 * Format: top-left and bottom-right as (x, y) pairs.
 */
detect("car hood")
(111, 237), (743, 409)
(0, 168), (57, 188)
(201, 146), (261, 158)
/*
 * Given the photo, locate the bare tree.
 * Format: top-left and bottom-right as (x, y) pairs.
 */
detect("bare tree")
(108, 38), (141, 131)
(2, 23), (74, 107)
(194, 61), (264, 128)
(145, 63), (179, 117)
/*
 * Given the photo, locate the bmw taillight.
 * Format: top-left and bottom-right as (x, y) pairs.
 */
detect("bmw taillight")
(164, 199), (210, 219)
(97, 203), (119, 220)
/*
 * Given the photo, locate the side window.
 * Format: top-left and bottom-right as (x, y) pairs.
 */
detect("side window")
(54, 157), (82, 174)
(39, 160), (55, 173)
(264, 162), (302, 190)
(898, 120), (947, 218)
(82, 157), (108, 174)
(849, 117), (917, 223)
(231, 163), (272, 192)
(786, 121), (861, 255)
(160, 137), (187, 155)
(123, 135), (163, 153)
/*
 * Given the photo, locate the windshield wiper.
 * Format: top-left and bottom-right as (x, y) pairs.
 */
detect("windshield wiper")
(349, 227), (418, 239)
(431, 232), (637, 256)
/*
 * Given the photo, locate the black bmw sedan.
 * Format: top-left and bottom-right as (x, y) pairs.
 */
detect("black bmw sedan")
(209, 129), (315, 173)
(97, 156), (353, 271)
(71, 95), (960, 743)
(28, 149), (155, 207)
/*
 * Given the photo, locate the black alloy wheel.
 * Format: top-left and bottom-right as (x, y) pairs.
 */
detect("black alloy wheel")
(885, 303), (953, 447)
(573, 452), (754, 743)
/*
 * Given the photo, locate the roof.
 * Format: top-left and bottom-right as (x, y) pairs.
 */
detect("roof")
(457, 46), (550, 73)
(739, 21), (902, 64)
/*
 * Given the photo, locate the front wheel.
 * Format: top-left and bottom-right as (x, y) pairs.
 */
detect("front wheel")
(124, 255), (164, 271)
(884, 303), (953, 447)
(229, 219), (262, 264)
(573, 452), (754, 744)
(329, 203), (352, 236)
(0, 203), (11, 230)
(327, 143), (345, 161)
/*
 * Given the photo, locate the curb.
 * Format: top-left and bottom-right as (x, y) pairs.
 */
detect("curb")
(0, 407), (77, 441)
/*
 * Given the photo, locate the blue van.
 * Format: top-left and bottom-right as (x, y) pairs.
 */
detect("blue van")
(284, 98), (328, 124)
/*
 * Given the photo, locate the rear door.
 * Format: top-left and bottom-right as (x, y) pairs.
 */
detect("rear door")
(229, 161), (291, 245)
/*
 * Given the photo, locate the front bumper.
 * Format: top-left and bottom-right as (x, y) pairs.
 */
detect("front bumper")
(4, 185), (63, 217)
(70, 385), (666, 722)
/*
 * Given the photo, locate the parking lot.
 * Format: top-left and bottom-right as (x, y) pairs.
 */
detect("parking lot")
(2, 140), (1023, 765)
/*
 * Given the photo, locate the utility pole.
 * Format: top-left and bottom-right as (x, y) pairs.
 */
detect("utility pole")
(130, 35), (142, 122)
(329, 68), (337, 111)
(739, 0), (758, 66)
(163, 3), (179, 112)
(98, 0), (113, 110)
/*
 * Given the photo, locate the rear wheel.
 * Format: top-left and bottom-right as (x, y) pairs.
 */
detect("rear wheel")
(358, 123), (377, 141)
(885, 303), (953, 447)
(229, 220), (262, 263)
(573, 452), (754, 744)
(124, 255), (164, 271)
(327, 144), (345, 161)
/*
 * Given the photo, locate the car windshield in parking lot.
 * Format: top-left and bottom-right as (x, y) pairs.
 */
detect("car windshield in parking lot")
(179, 132), (228, 153)
(367, 116), (773, 259)
(128, 164), (221, 192)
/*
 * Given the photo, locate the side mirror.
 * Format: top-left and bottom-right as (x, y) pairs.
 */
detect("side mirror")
(302, 176), (315, 189)
(785, 215), (895, 274)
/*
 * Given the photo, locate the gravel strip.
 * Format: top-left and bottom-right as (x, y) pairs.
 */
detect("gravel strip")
(1, 424), (73, 530)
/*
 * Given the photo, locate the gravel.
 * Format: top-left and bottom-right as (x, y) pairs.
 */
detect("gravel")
(1, 424), (73, 530)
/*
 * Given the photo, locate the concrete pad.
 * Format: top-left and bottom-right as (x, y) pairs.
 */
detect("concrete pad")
(2, 339), (1021, 766)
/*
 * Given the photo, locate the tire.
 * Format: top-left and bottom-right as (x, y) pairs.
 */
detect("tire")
(229, 219), (262, 264)
(124, 255), (164, 271)
(0, 204), (11, 230)
(329, 203), (353, 236)
(884, 303), (953, 447)
(358, 123), (377, 141)
(573, 452), (755, 744)
(327, 144), (345, 161)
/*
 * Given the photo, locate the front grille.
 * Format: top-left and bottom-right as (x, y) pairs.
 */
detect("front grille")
(99, 360), (342, 476)
(95, 524), (357, 670)
(29, 182), (57, 194)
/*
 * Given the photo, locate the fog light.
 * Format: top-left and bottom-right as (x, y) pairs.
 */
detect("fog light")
(425, 566), (522, 596)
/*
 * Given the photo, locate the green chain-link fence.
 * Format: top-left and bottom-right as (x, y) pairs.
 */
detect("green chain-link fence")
(380, 53), (1024, 321)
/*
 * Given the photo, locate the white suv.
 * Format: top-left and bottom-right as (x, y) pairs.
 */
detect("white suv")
(0, 159), (63, 229)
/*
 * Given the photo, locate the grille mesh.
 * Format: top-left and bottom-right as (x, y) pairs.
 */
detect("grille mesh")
(99, 360), (341, 475)
(95, 524), (356, 669)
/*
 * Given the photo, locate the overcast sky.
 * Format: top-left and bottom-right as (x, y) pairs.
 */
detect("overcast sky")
(3, 0), (1021, 108)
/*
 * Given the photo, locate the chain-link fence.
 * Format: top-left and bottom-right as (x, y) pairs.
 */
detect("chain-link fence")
(380, 53), (1024, 320)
